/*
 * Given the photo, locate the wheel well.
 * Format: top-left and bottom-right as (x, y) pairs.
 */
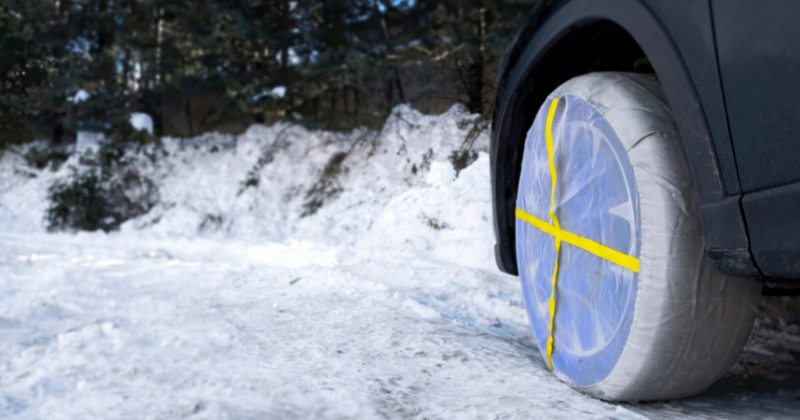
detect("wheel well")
(516, 20), (650, 116)
(496, 20), (654, 275)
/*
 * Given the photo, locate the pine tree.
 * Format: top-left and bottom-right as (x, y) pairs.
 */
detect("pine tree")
(399, 0), (536, 116)
(1, 0), (539, 147)
(0, 0), (67, 148)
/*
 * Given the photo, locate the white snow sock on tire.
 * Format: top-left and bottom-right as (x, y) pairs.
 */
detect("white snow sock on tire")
(515, 72), (762, 401)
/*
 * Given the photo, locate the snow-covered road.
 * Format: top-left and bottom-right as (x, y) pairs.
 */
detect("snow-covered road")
(1, 106), (799, 418)
(3, 231), (800, 419)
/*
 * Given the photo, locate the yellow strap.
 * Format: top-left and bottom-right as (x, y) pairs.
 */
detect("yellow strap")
(527, 97), (641, 372)
(515, 207), (640, 273)
(544, 98), (561, 371)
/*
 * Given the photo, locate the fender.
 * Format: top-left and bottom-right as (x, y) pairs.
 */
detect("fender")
(491, 0), (756, 276)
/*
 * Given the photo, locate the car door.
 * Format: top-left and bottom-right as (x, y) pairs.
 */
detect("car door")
(713, 0), (800, 278)
(712, 0), (800, 193)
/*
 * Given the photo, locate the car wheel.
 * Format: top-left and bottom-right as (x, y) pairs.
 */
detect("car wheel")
(514, 72), (762, 401)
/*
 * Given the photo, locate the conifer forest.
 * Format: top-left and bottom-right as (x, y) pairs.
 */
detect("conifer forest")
(1, 0), (537, 151)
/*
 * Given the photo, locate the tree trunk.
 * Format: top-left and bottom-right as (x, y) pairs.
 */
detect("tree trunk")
(384, 82), (393, 110)
(281, 0), (289, 70)
(344, 86), (350, 114)
(184, 95), (194, 138)
(467, 6), (486, 114)
(394, 76), (405, 104)
(155, 8), (164, 87)
(374, 2), (401, 110)
(467, 58), (483, 113)
(53, 123), (63, 146)
(122, 49), (130, 92)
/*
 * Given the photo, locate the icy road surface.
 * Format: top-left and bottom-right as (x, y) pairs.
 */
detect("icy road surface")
(1, 106), (799, 418)
(3, 233), (800, 419)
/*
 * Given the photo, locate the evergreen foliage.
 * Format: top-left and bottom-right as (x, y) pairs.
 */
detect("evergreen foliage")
(45, 160), (160, 233)
(1, 0), (537, 144)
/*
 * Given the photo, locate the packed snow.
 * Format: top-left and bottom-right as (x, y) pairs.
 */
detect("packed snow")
(129, 113), (154, 136)
(0, 105), (799, 419)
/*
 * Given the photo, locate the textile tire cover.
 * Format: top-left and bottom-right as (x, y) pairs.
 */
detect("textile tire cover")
(514, 72), (762, 401)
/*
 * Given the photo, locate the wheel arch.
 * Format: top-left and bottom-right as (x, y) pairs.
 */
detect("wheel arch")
(492, 0), (740, 275)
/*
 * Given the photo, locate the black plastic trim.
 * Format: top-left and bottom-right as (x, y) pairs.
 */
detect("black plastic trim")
(762, 282), (800, 296)
(742, 182), (800, 278)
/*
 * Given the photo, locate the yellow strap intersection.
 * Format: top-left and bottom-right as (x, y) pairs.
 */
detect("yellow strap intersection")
(515, 208), (640, 274)
(517, 98), (640, 371)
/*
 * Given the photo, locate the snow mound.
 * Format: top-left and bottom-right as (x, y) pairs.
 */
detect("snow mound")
(129, 112), (154, 135)
(0, 104), (494, 268)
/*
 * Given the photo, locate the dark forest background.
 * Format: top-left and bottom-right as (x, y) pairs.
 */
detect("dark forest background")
(1, 0), (537, 154)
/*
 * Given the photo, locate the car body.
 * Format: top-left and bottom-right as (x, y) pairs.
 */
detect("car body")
(491, 0), (800, 282)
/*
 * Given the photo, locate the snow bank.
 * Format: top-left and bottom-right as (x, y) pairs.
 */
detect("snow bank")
(0, 103), (494, 267)
(0, 152), (59, 234)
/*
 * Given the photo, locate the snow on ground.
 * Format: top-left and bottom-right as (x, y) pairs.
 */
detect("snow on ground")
(1, 105), (799, 419)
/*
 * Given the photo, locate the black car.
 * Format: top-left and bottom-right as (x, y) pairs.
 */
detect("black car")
(490, 0), (799, 401)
